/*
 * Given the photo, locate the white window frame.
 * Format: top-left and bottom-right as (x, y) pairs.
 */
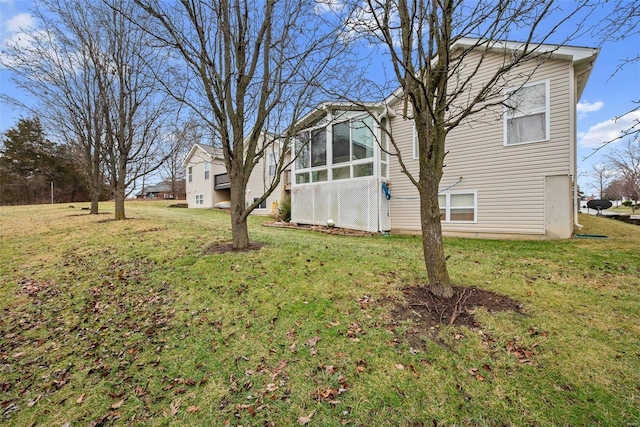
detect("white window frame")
(503, 79), (550, 146)
(438, 191), (477, 223)
(188, 166), (193, 183)
(294, 113), (377, 185)
(204, 161), (210, 180)
(195, 194), (204, 205)
(380, 117), (389, 179)
(413, 123), (419, 159)
(253, 197), (267, 210)
(268, 152), (278, 177)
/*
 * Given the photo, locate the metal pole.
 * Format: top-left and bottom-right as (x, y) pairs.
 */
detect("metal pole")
(51, 182), (54, 204)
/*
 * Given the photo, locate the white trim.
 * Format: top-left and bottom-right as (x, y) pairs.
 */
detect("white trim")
(412, 123), (418, 159)
(503, 79), (550, 146)
(294, 113), (377, 185)
(439, 190), (477, 223)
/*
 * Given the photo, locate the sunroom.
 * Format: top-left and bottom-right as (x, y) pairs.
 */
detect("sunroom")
(291, 106), (391, 232)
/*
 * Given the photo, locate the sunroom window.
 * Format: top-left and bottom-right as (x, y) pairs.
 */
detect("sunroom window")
(295, 114), (376, 184)
(504, 80), (549, 145)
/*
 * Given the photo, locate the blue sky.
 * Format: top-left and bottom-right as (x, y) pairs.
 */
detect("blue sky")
(1, 0), (638, 196)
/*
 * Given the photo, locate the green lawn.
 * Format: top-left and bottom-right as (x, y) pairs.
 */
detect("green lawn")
(1, 202), (638, 426)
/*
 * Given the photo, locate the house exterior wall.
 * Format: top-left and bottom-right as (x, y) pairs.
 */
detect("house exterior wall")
(185, 149), (214, 208)
(290, 109), (389, 231)
(246, 148), (289, 216)
(387, 52), (575, 239)
(185, 144), (290, 216)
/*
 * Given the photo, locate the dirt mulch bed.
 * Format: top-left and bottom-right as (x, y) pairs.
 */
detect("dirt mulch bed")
(391, 285), (525, 348)
(203, 241), (266, 255)
(264, 221), (379, 237)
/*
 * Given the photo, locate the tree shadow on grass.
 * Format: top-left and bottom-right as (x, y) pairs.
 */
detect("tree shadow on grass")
(203, 241), (266, 255)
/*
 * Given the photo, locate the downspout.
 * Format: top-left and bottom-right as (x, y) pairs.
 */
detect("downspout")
(570, 61), (583, 230)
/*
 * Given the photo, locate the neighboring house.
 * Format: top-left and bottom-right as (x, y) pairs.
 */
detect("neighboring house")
(184, 142), (291, 215)
(290, 39), (599, 239)
(137, 180), (185, 200)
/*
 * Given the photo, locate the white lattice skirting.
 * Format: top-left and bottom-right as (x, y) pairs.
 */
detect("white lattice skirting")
(291, 178), (381, 232)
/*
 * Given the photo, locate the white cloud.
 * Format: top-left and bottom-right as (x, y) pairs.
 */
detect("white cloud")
(578, 110), (640, 148)
(314, 0), (344, 14)
(577, 100), (604, 118)
(5, 12), (34, 32)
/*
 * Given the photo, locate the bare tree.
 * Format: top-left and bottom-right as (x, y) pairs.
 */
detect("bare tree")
(584, 0), (640, 156)
(159, 119), (202, 199)
(588, 163), (616, 199)
(346, 0), (591, 297)
(2, 0), (175, 219)
(130, 0), (355, 249)
(94, 0), (176, 219)
(1, 0), (107, 214)
(607, 138), (640, 206)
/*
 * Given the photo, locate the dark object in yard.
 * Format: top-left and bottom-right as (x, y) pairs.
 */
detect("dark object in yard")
(574, 234), (608, 239)
(81, 207), (90, 210)
(168, 203), (188, 208)
(586, 199), (612, 215)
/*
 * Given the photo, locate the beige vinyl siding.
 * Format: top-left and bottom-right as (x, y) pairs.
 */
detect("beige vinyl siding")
(185, 149), (215, 208)
(246, 149), (290, 216)
(388, 52), (573, 237)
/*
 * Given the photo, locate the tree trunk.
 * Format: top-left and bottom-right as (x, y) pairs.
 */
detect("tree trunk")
(114, 160), (127, 220)
(419, 167), (454, 299)
(229, 175), (250, 249)
(90, 193), (100, 214)
(114, 186), (126, 220)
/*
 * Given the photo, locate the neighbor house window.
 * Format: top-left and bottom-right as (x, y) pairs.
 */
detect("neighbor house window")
(204, 161), (210, 179)
(438, 192), (476, 222)
(504, 80), (550, 145)
(253, 197), (266, 209)
(188, 166), (193, 183)
(195, 194), (204, 205)
(413, 123), (418, 159)
(268, 152), (278, 177)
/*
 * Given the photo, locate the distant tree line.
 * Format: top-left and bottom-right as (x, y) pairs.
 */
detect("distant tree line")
(0, 117), (108, 206)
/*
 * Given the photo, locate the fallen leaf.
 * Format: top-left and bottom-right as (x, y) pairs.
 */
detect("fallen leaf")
(111, 399), (125, 409)
(76, 393), (86, 404)
(187, 405), (201, 413)
(170, 398), (181, 416)
(307, 336), (321, 346)
(468, 368), (485, 381)
(298, 410), (316, 425)
(409, 364), (420, 379)
(265, 383), (278, 392)
(27, 394), (42, 407)
(395, 364), (405, 370)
